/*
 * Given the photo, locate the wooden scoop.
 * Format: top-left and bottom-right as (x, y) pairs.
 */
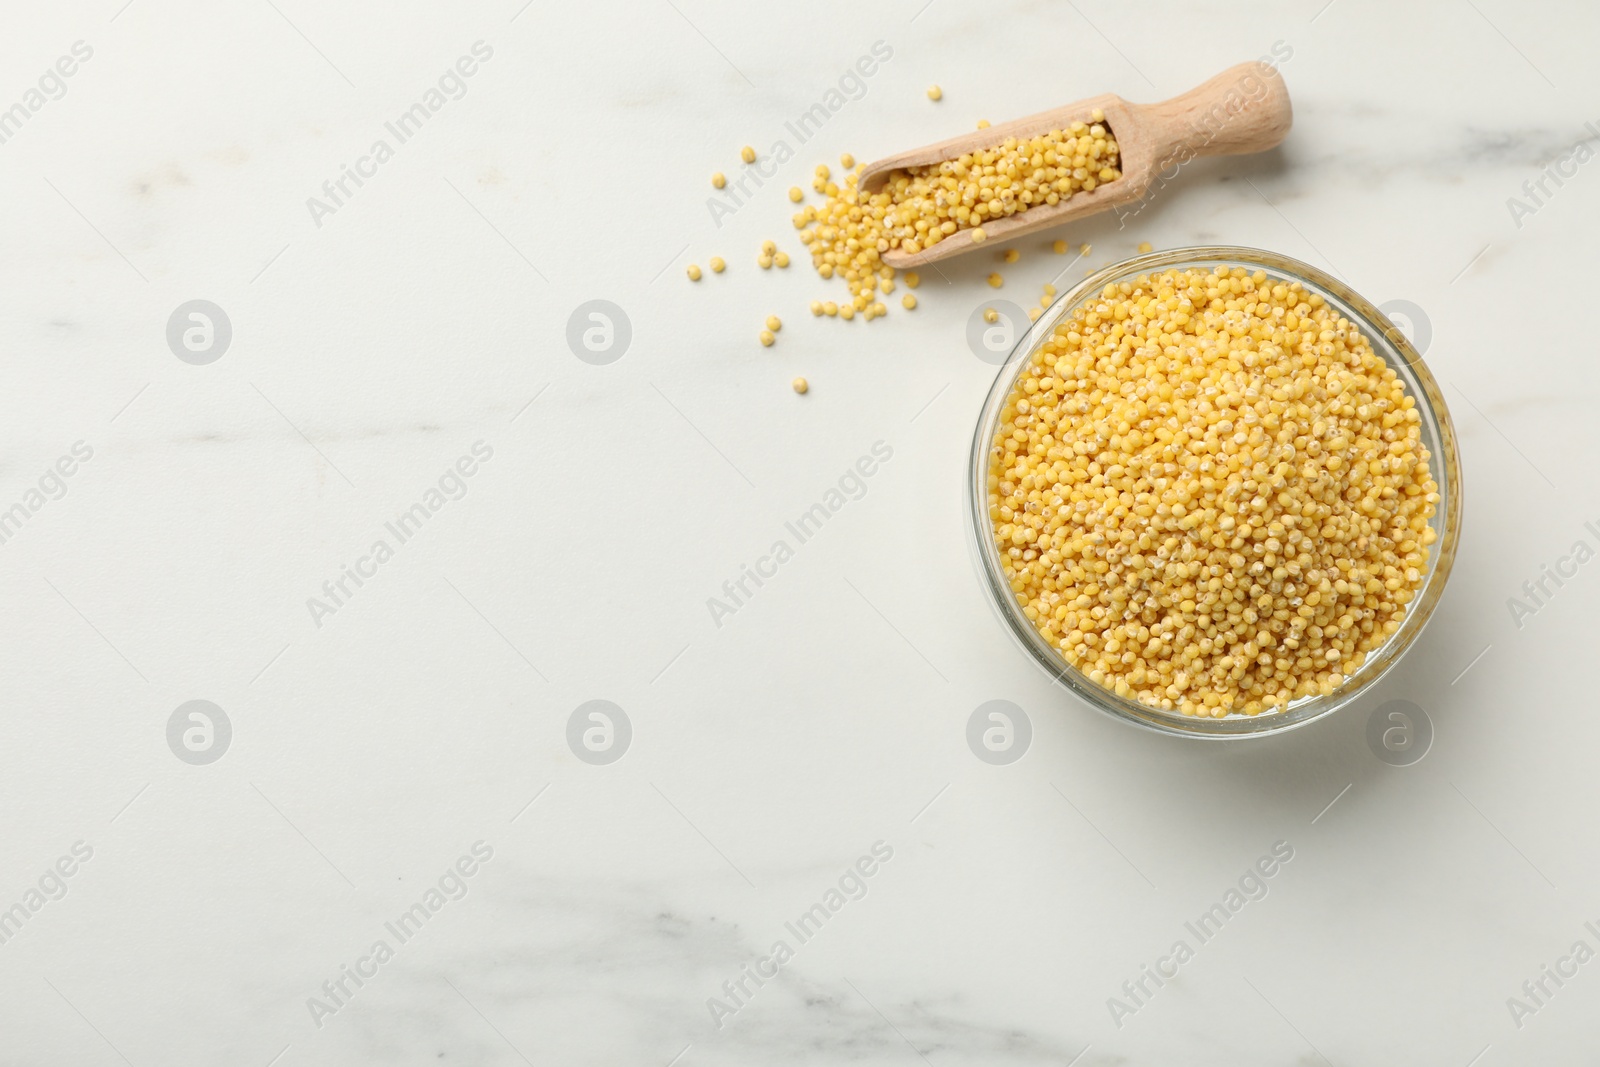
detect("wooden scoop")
(859, 61), (1292, 269)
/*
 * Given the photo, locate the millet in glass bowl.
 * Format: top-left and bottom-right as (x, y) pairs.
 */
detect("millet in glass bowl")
(967, 247), (1461, 739)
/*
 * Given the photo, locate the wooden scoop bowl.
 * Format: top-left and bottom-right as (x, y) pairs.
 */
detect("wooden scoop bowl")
(860, 61), (1292, 269)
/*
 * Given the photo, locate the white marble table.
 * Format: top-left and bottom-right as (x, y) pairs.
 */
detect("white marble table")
(2, 0), (1597, 1063)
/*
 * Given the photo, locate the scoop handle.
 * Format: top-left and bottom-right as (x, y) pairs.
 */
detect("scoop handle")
(1132, 61), (1292, 163)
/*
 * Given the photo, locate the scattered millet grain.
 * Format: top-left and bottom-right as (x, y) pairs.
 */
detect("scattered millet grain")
(792, 377), (809, 394)
(775, 251), (790, 268)
(927, 85), (943, 101)
(903, 294), (917, 310)
(904, 272), (921, 289)
(766, 315), (782, 332)
(988, 265), (1439, 717)
(1003, 248), (1020, 264)
(840, 152), (855, 168)
(686, 263), (702, 281)
(709, 256), (726, 273)
(1138, 241), (1153, 253)
(741, 145), (757, 164)
(984, 308), (999, 323)
(988, 273), (1004, 288)
(759, 329), (775, 347)
(789, 186), (804, 202)
(1053, 240), (1068, 254)
(712, 172), (726, 189)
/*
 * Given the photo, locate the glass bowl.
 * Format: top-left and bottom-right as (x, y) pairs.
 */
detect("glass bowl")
(966, 246), (1462, 739)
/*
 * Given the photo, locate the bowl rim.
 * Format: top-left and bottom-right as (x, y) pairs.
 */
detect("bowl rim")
(965, 245), (1463, 739)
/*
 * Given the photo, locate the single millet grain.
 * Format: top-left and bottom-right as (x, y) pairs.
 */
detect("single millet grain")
(989, 266), (1439, 717)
